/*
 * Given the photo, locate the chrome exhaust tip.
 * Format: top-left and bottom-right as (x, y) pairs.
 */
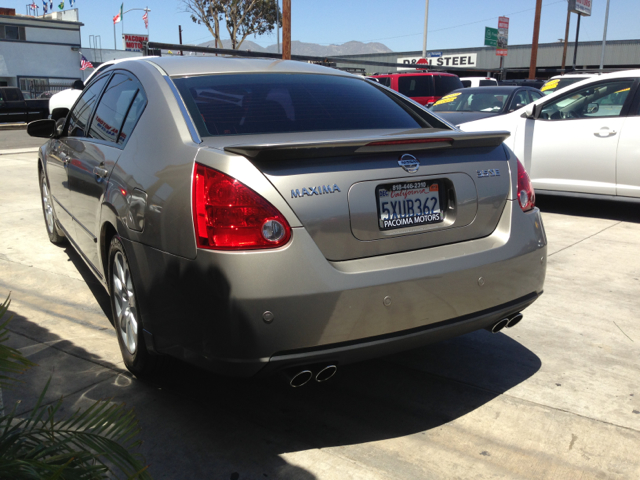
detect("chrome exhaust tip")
(491, 318), (510, 334)
(506, 313), (523, 328)
(288, 370), (313, 388)
(315, 365), (337, 383)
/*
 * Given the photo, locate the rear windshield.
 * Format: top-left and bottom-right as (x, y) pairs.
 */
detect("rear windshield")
(174, 73), (433, 137)
(434, 76), (464, 96)
(479, 79), (498, 87)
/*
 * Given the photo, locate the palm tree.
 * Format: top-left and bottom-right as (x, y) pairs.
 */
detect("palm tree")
(0, 295), (152, 479)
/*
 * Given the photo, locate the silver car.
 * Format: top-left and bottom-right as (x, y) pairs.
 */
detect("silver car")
(28, 57), (547, 386)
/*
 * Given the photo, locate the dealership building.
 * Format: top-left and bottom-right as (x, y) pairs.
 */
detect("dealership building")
(335, 39), (640, 79)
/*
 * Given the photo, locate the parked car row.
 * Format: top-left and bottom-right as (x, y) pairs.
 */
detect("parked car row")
(28, 57), (547, 384)
(460, 69), (640, 202)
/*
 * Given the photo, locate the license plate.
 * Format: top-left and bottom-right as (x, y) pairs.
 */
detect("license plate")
(376, 180), (443, 230)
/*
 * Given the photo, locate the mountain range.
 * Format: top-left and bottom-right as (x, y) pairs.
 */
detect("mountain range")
(198, 39), (392, 56)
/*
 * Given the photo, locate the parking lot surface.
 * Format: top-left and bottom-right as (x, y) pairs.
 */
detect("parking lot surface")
(1, 134), (639, 479)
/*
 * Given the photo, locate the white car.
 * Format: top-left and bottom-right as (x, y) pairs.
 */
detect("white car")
(460, 77), (498, 88)
(460, 69), (640, 201)
(49, 57), (151, 125)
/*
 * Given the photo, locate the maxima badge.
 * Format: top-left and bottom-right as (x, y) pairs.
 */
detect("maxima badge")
(398, 154), (420, 173)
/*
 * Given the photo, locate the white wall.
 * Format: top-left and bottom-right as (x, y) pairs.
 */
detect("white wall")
(25, 25), (80, 44)
(1, 42), (81, 80)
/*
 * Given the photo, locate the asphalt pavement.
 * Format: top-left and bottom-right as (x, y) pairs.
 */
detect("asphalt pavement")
(1, 144), (639, 479)
(0, 128), (48, 150)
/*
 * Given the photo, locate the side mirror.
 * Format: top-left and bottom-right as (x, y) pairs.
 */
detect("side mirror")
(27, 119), (57, 138)
(522, 103), (540, 119)
(586, 103), (599, 114)
(72, 79), (85, 90)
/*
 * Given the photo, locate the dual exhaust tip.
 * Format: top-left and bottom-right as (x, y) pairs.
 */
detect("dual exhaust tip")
(490, 313), (523, 334)
(287, 365), (337, 388)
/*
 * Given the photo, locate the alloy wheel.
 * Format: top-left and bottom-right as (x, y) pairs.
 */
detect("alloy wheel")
(41, 175), (54, 234)
(112, 251), (138, 355)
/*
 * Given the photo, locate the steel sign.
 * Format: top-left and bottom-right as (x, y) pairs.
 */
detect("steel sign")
(569, 0), (592, 16)
(398, 54), (477, 70)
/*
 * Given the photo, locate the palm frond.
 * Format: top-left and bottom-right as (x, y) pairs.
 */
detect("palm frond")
(0, 295), (152, 479)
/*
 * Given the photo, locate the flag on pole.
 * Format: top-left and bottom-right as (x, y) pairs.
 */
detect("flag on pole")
(69, 0), (75, 6)
(142, 11), (148, 29)
(113, 3), (123, 24)
(58, 1), (64, 10)
(80, 54), (94, 71)
(49, 0), (53, 10)
(42, 0), (48, 13)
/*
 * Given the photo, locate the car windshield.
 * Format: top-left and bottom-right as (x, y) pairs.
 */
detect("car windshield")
(540, 77), (586, 95)
(430, 91), (507, 112)
(174, 73), (435, 137)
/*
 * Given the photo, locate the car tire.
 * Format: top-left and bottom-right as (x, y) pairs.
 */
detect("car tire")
(108, 236), (158, 378)
(39, 169), (66, 245)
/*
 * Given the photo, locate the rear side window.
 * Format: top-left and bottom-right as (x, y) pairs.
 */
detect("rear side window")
(376, 77), (392, 87)
(174, 73), (434, 137)
(4, 88), (19, 101)
(398, 76), (434, 97)
(434, 76), (464, 96)
(461, 80), (471, 88)
(479, 80), (498, 87)
(88, 73), (144, 144)
(67, 75), (109, 138)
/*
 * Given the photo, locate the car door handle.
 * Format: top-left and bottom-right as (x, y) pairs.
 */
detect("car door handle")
(594, 127), (617, 137)
(93, 166), (109, 179)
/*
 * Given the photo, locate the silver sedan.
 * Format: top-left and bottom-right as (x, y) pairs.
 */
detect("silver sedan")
(27, 56), (547, 386)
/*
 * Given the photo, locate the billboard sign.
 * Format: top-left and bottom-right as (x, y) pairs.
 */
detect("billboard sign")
(496, 16), (509, 56)
(398, 54), (478, 70)
(569, 0), (592, 16)
(484, 27), (498, 47)
(122, 33), (149, 52)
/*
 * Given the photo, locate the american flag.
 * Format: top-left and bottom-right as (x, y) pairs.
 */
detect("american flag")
(80, 55), (93, 71)
(142, 11), (148, 29)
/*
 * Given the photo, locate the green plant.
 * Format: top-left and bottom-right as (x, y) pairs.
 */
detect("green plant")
(0, 295), (152, 479)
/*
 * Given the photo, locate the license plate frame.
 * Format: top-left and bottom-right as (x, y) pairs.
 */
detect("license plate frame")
(376, 180), (444, 231)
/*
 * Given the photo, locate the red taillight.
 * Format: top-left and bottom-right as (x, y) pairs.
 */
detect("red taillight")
(192, 163), (291, 250)
(516, 158), (535, 212)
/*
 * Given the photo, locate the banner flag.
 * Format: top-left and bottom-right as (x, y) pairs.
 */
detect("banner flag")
(113, 3), (123, 24)
(80, 54), (94, 70)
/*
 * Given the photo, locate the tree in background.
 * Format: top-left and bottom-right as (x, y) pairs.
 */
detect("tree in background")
(181, 0), (281, 50)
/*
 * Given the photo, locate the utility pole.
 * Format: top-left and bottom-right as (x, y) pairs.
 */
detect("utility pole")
(561, 6), (571, 73)
(529, 0), (543, 79)
(276, 0), (280, 54)
(179, 25), (183, 55)
(282, 0), (291, 60)
(599, 0), (611, 71)
(422, 0), (429, 58)
(572, 14), (581, 70)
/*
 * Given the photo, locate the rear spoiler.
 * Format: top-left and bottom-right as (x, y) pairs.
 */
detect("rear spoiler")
(224, 130), (510, 162)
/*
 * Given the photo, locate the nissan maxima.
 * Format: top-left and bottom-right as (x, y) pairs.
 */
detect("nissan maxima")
(28, 57), (547, 386)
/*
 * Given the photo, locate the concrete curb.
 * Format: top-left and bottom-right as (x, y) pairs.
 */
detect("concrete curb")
(0, 123), (28, 131)
(0, 147), (40, 156)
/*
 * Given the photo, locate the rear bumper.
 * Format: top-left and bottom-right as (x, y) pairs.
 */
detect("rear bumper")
(125, 200), (547, 377)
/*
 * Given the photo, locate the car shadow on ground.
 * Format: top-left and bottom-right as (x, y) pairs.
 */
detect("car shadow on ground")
(4, 302), (540, 479)
(536, 194), (640, 223)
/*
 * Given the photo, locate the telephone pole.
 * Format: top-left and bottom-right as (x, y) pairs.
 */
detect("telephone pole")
(529, 0), (543, 79)
(282, 0), (290, 60)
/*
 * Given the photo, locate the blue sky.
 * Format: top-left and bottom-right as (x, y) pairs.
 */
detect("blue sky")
(12, 0), (640, 52)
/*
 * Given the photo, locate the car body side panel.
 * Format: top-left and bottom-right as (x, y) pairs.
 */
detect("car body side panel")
(99, 61), (204, 261)
(616, 115), (640, 198)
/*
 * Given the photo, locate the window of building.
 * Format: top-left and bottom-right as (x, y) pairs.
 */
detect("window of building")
(0, 25), (26, 41)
